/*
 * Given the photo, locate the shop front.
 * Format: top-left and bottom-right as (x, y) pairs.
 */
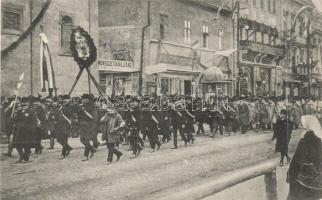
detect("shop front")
(98, 59), (139, 96)
(145, 63), (201, 96)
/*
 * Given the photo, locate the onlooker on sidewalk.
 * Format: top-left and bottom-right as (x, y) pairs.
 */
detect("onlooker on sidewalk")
(272, 109), (293, 166)
(287, 115), (322, 200)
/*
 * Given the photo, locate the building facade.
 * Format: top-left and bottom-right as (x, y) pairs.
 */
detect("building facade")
(281, 0), (322, 97)
(98, 0), (234, 96)
(1, 0), (99, 97)
(235, 0), (285, 97)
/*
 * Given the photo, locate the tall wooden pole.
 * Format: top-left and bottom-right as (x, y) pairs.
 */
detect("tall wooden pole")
(307, 19), (311, 96)
(29, 0), (33, 95)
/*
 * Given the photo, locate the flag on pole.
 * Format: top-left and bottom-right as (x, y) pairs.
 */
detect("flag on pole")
(40, 32), (56, 95)
(14, 72), (25, 95)
(17, 72), (24, 89)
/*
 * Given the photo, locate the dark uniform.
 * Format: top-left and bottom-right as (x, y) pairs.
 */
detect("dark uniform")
(170, 102), (187, 148)
(33, 99), (46, 155)
(206, 102), (224, 137)
(127, 104), (143, 156)
(13, 101), (38, 162)
(147, 104), (161, 151)
(195, 101), (205, 135)
(158, 105), (171, 143)
(77, 97), (97, 161)
(47, 104), (72, 158)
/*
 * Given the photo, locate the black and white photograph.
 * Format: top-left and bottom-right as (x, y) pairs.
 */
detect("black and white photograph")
(1, 0), (322, 199)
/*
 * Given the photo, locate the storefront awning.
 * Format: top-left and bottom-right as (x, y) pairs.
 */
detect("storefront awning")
(199, 66), (230, 84)
(145, 63), (201, 75)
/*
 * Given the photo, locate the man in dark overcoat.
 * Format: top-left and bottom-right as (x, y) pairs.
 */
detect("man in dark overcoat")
(13, 97), (38, 163)
(272, 109), (293, 166)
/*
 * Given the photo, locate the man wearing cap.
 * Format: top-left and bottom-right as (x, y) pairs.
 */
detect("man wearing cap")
(101, 104), (125, 164)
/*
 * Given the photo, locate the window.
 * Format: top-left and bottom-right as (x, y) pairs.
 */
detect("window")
(2, 5), (23, 34)
(298, 17), (304, 37)
(60, 13), (74, 53)
(160, 14), (168, 40)
(161, 78), (169, 95)
(184, 20), (191, 44)
(218, 29), (224, 50)
(202, 25), (209, 48)
(253, 0), (256, 6)
(272, 0), (276, 13)
(260, 0), (264, 9)
(300, 48), (305, 63)
(268, 0), (271, 12)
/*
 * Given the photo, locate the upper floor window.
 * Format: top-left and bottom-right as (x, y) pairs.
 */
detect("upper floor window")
(272, 0), (276, 13)
(2, 4), (23, 34)
(160, 14), (168, 40)
(298, 17), (304, 37)
(202, 25), (209, 48)
(300, 48), (305, 63)
(218, 29), (224, 50)
(184, 20), (191, 44)
(60, 13), (74, 54)
(260, 0), (264, 9)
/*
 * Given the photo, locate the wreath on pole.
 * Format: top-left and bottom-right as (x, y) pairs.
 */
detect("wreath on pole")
(67, 26), (104, 97)
(70, 26), (97, 68)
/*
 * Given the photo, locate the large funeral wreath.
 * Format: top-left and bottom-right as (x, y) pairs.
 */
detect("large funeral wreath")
(70, 26), (97, 68)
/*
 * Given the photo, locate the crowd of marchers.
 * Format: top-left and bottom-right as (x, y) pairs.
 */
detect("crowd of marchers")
(1, 94), (321, 164)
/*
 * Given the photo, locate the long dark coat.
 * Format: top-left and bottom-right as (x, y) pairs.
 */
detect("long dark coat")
(13, 107), (38, 148)
(287, 131), (322, 200)
(273, 118), (292, 153)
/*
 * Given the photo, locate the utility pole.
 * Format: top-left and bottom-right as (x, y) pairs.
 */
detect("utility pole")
(235, 1), (240, 96)
(306, 19), (311, 96)
(138, 0), (151, 96)
(30, 0), (33, 95)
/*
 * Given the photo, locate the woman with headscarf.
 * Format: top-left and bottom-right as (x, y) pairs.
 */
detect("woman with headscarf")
(287, 115), (322, 200)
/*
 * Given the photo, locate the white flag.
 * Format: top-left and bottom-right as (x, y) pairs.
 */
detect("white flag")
(16, 72), (24, 89)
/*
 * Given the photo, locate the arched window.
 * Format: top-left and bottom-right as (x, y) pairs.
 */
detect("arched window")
(60, 14), (74, 53)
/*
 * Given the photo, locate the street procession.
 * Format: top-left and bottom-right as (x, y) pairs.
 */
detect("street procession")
(1, 0), (322, 199)
(1, 92), (321, 163)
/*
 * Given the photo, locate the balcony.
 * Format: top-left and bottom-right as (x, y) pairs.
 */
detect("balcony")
(240, 40), (284, 56)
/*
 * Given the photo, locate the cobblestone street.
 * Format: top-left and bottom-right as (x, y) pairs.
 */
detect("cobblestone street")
(0, 129), (302, 200)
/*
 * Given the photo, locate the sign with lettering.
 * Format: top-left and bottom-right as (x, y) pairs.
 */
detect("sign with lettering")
(98, 60), (134, 72)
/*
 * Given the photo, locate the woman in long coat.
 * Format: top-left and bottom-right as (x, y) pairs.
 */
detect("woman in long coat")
(272, 109), (293, 166)
(287, 115), (322, 200)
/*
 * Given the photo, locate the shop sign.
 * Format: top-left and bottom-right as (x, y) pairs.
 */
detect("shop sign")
(98, 59), (133, 71)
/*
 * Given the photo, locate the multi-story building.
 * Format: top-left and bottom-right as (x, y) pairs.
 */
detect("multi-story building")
(281, 0), (322, 97)
(98, 0), (234, 96)
(1, 0), (99, 97)
(235, 0), (285, 97)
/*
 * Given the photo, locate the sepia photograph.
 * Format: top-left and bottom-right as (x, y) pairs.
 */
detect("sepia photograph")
(1, 0), (322, 199)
